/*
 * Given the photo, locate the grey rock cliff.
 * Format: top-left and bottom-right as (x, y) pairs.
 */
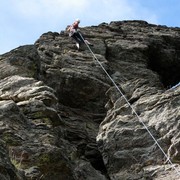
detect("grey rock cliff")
(0, 20), (180, 179)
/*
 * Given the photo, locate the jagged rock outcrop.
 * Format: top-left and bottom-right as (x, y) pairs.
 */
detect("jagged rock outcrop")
(0, 20), (180, 179)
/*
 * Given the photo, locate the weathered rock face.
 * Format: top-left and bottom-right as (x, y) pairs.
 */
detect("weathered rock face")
(0, 20), (180, 179)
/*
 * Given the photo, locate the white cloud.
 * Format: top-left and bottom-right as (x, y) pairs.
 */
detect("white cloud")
(8, 0), (158, 26)
(10, 0), (89, 18)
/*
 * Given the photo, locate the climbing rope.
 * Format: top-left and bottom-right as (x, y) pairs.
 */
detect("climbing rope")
(170, 82), (180, 90)
(78, 32), (180, 176)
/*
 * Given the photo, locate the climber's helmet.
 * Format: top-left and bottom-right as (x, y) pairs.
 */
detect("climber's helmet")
(76, 19), (80, 23)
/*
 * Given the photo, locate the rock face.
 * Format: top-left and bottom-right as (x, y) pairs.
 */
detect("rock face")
(0, 20), (180, 179)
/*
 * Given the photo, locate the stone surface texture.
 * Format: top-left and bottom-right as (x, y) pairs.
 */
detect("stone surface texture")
(0, 20), (180, 179)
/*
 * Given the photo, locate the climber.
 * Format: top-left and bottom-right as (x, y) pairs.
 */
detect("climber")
(67, 19), (93, 50)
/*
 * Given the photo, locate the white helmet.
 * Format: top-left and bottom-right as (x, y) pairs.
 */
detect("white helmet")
(76, 19), (80, 23)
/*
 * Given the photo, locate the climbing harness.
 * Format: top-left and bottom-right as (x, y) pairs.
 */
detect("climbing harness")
(78, 32), (180, 176)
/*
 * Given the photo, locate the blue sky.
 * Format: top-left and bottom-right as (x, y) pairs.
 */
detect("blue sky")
(1, 0), (180, 55)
